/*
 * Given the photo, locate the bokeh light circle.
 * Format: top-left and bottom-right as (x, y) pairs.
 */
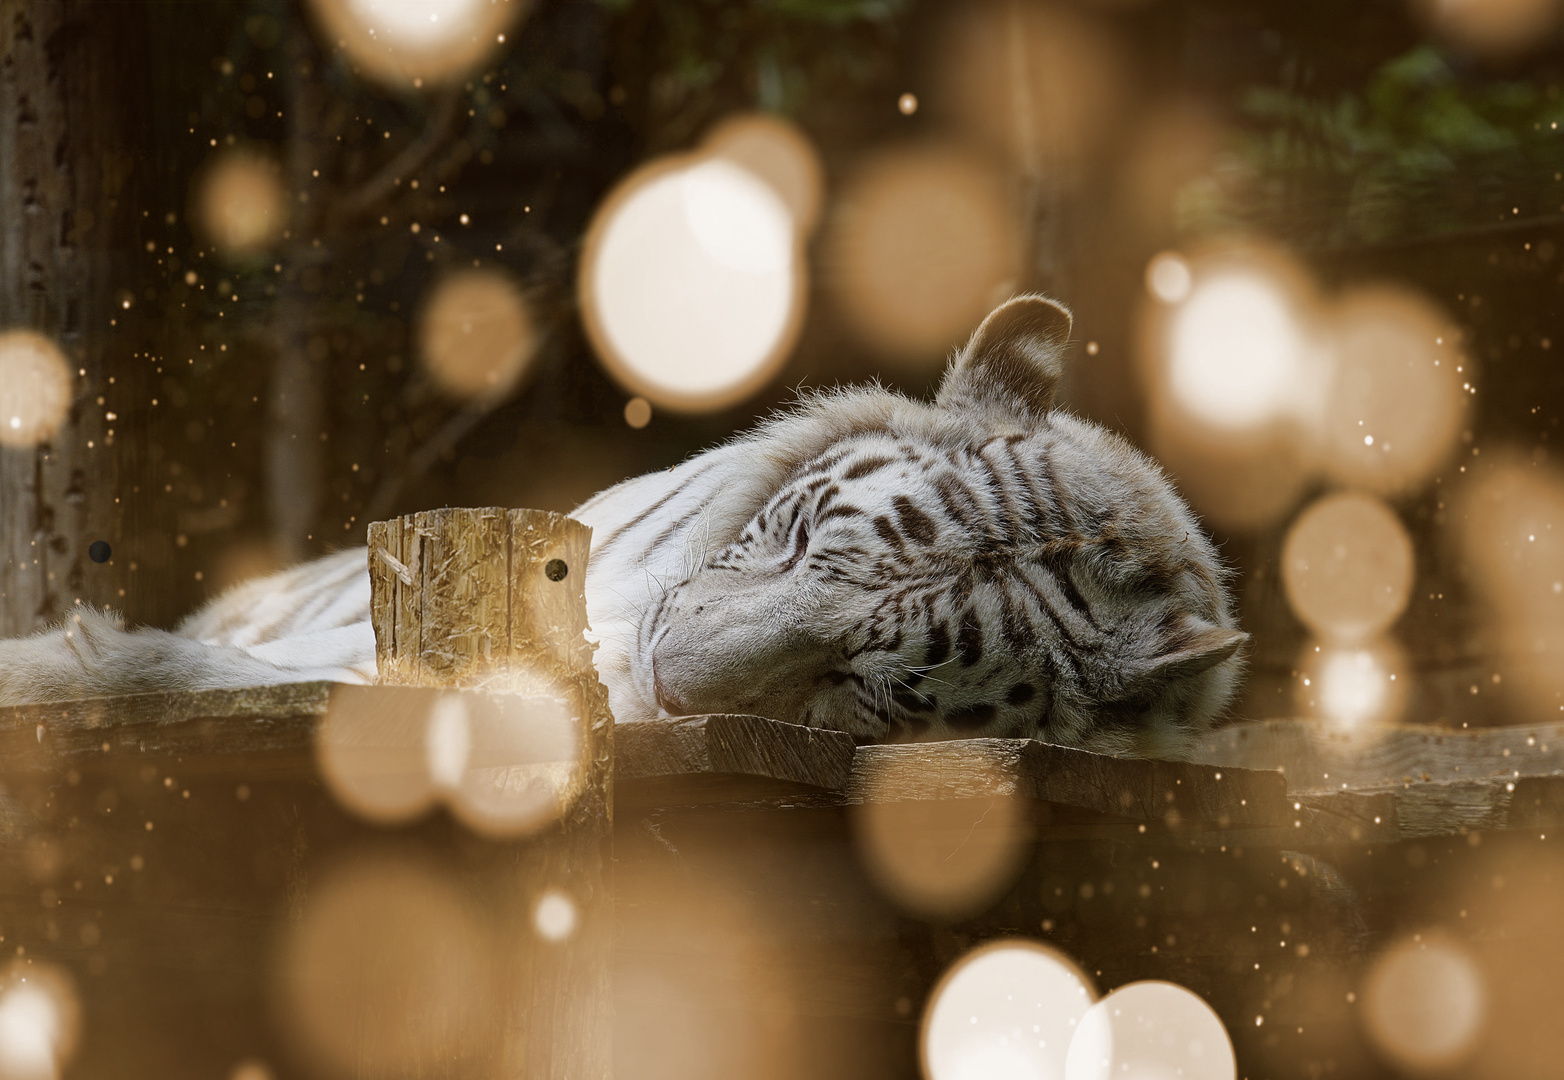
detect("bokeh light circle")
(614, 866), (805, 1080)
(853, 754), (1031, 920)
(1456, 457), (1564, 714)
(623, 397), (651, 429)
(1167, 268), (1308, 431)
(1146, 405), (1311, 533)
(580, 154), (803, 412)
(1313, 285), (1468, 496)
(1297, 640), (1407, 733)
(1411, 0), (1558, 56)
(1064, 980), (1235, 1080)
(922, 940), (1096, 1080)
(275, 858), (496, 1078)
(447, 688), (584, 837)
(704, 112), (824, 237)
(317, 684), (585, 836)
(533, 889), (578, 942)
(828, 144), (1017, 363)
(306, 0), (529, 86)
(1146, 251), (1192, 304)
(318, 685), (438, 824)
(194, 149), (286, 259)
(1282, 492), (1414, 643)
(0, 330), (72, 449)
(417, 269), (538, 402)
(0, 961), (79, 1080)
(1363, 933), (1486, 1072)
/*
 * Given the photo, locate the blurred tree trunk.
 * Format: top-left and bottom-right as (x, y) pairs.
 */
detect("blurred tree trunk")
(266, 7), (462, 562)
(0, 0), (151, 636)
(267, 14), (330, 565)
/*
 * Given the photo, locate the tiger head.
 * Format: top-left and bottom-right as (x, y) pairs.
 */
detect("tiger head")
(636, 295), (1246, 758)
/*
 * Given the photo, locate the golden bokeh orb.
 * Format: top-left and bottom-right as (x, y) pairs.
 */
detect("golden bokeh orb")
(704, 112), (824, 238)
(1167, 266), (1309, 432)
(1065, 980), (1236, 1080)
(1411, 0), (1559, 56)
(532, 889), (578, 942)
(417, 269), (538, 402)
(922, 941), (1095, 1080)
(0, 961), (78, 1080)
(1456, 458), (1564, 714)
(318, 685), (439, 824)
(827, 144), (1016, 364)
(318, 683), (583, 837)
(1363, 933), (1487, 1072)
(623, 396), (651, 429)
(444, 688), (585, 838)
(580, 154), (803, 412)
(852, 754), (1031, 920)
(306, 0), (529, 86)
(1146, 251), (1193, 304)
(1298, 641), (1407, 733)
(1147, 405), (1311, 533)
(0, 330), (72, 449)
(1312, 285), (1468, 496)
(1282, 492), (1414, 643)
(275, 858), (496, 1078)
(195, 149), (286, 259)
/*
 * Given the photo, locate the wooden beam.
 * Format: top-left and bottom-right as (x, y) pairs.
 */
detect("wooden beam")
(10, 684), (1563, 848)
(1194, 717), (1564, 790)
(0, 682), (329, 771)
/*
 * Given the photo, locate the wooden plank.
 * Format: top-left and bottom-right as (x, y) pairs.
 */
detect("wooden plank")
(1194, 718), (1564, 790)
(845, 739), (1292, 831)
(617, 715), (855, 788)
(0, 682), (331, 769)
(615, 714), (856, 811)
(1292, 791), (1399, 844)
(1508, 776), (1564, 831)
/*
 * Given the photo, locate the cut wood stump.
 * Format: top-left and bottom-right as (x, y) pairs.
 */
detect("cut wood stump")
(367, 507), (613, 1080)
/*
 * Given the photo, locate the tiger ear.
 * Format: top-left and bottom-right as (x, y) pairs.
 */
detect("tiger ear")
(937, 295), (1073, 424)
(1121, 614), (1248, 697)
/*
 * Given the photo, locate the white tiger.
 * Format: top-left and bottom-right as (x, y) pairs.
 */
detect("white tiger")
(0, 296), (1245, 758)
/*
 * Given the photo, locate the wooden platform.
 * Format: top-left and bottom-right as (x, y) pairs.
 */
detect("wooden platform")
(7, 683), (1562, 842)
(1, 684), (1559, 1080)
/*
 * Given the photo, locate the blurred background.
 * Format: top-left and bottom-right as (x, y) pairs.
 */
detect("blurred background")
(6, 0), (1564, 733)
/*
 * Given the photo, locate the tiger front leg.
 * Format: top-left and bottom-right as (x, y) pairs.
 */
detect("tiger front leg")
(0, 608), (318, 706)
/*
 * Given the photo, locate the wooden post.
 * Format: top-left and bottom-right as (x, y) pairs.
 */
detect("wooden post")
(367, 507), (613, 1080)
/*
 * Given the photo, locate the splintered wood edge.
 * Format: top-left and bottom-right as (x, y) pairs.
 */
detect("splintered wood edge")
(615, 715), (856, 791)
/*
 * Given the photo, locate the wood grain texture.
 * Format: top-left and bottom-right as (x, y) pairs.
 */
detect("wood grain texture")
(1194, 718), (1564, 790)
(0, 1), (152, 634)
(847, 739), (1293, 833)
(617, 715), (855, 787)
(0, 682), (330, 770)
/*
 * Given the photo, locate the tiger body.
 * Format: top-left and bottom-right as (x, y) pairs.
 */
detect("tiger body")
(0, 297), (1245, 758)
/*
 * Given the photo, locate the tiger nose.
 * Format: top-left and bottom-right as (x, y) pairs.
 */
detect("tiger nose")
(652, 663), (688, 715)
